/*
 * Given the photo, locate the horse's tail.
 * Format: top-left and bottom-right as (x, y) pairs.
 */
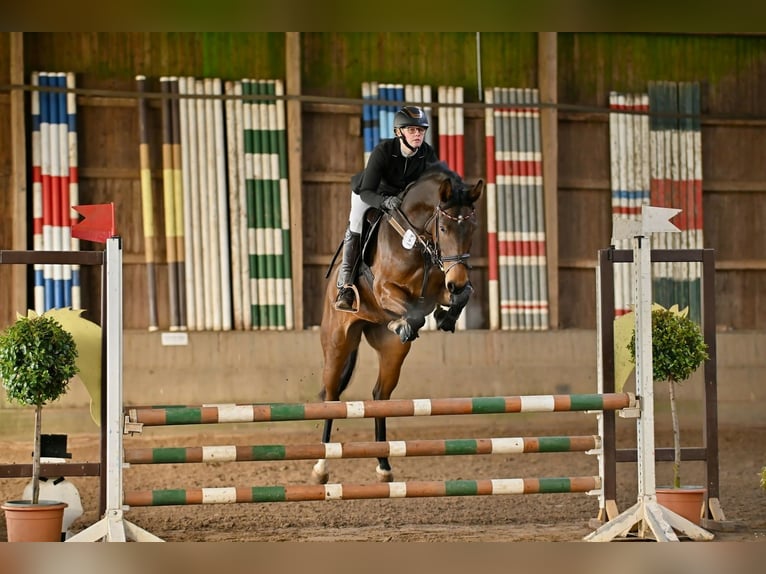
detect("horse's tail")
(318, 348), (358, 400)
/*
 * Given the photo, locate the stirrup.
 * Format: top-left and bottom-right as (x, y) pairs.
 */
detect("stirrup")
(334, 284), (360, 313)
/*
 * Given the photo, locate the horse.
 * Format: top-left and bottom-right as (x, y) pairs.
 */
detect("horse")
(311, 162), (484, 484)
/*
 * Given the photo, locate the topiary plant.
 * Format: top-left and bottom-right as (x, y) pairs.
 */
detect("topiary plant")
(0, 314), (79, 504)
(628, 305), (709, 489)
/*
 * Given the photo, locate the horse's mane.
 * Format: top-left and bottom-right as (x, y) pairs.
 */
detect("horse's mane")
(414, 161), (474, 207)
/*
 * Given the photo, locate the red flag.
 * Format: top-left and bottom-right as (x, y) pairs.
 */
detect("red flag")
(71, 203), (116, 243)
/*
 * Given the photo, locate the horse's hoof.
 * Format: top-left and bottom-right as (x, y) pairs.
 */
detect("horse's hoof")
(311, 460), (329, 484)
(388, 318), (419, 343)
(376, 465), (394, 482)
(434, 307), (457, 332)
(311, 469), (329, 484)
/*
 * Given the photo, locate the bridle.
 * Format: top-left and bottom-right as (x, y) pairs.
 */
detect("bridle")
(388, 199), (476, 302)
(430, 204), (476, 274)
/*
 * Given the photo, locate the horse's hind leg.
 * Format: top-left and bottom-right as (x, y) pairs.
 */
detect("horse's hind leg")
(311, 319), (363, 484)
(311, 417), (335, 484)
(365, 325), (412, 482)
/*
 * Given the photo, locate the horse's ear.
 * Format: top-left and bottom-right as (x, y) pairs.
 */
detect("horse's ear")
(469, 179), (484, 204)
(438, 178), (453, 203)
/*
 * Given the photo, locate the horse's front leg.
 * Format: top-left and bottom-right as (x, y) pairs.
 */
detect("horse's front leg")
(378, 284), (426, 343)
(434, 281), (473, 332)
(365, 325), (412, 482)
(387, 311), (426, 343)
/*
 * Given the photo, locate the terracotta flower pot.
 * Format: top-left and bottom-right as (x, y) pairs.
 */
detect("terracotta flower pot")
(656, 487), (706, 525)
(2, 500), (68, 542)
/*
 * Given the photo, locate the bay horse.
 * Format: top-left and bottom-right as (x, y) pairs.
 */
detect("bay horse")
(312, 162), (484, 484)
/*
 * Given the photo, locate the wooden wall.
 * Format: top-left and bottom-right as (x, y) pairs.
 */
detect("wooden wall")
(1, 32), (764, 331)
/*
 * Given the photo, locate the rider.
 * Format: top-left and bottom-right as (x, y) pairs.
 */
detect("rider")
(335, 105), (439, 311)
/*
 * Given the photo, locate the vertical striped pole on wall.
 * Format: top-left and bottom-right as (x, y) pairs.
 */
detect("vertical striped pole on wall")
(160, 77), (180, 330)
(37, 72), (66, 310)
(170, 78), (187, 330)
(39, 72), (53, 310)
(362, 81), (375, 165)
(275, 79), (294, 330)
(685, 82), (703, 318)
(247, 78), (269, 328)
(50, 72), (64, 309)
(66, 72), (80, 309)
(528, 89), (548, 330)
(234, 80), (253, 330)
(422, 85), (434, 148)
(364, 81), (379, 163)
(57, 73), (72, 308)
(183, 77), (207, 330)
(433, 85), (467, 330)
(438, 86), (449, 170)
(242, 80), (261, 329)
(31, 72), (44, 313)
(204, 77), (223, 331)
(377, 83), (388, 142)
(648, 81), (703, 322)
(178, 76), (196, 331)
(224, 80), (243, 330)
(682, 81), (703, 321)
(455, 86), (465, 177)
(254, 79), (273, 328)
(47, 73), (59, 306)
(494, 87), (512, 330)
(259, 80), (276, 329)
(258, 80), (277, 329)
(195, 78), (212, 329)
(518, 89), (532, 329)
(608, 92), (650, 317)
(137, 75), (159, 331)
(484, 88), (499, 330)
(213, 78), (232, 331)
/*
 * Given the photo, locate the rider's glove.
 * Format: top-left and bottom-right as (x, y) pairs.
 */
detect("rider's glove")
(381, 195), (402, 213)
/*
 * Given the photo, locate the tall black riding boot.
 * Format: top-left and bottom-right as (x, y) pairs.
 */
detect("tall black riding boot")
(335, 227), (361, 311)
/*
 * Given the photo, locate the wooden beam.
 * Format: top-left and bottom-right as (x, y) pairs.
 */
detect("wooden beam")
(10, 32), (27, 316)
(285, 32), (304, 330)
(538, 32), (559, 329)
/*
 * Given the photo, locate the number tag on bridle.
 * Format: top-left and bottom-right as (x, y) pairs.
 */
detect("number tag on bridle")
(402, 229), (417, 250)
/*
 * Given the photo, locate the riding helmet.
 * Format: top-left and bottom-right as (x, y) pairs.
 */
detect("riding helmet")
(393, 106), (429, 130)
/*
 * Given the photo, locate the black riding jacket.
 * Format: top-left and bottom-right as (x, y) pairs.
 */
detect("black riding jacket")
(351, 138), (439, 210)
